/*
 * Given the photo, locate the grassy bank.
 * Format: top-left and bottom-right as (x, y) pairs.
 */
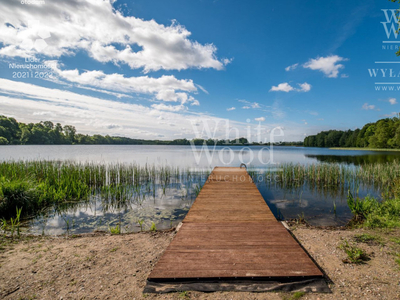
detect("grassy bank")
(347, 189), (400, 228)
(0, 161), (209, 220)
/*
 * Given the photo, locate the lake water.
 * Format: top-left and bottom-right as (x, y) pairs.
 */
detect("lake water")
(1, 145), (399, 234)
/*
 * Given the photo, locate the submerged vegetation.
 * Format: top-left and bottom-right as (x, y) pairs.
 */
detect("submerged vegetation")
(0, 160), (210, 222)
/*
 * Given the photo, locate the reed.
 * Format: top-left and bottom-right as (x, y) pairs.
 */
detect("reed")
(261, 161), (400, 193)
(0, 160), (210, 220)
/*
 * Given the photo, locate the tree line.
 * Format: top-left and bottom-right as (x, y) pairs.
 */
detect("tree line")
(0, 115), (250, 146)
(304, 114), (400, 149)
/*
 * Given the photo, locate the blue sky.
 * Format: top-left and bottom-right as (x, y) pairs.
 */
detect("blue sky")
(0, 0), (399, 141)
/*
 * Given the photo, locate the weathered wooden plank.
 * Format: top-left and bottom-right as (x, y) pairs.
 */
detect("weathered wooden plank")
(148, 167), (323, 281)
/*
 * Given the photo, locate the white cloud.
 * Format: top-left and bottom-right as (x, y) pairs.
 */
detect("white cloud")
(0, 0), (227, 72)
(0, 79), (321, 142)
(285, 63), (298, 71)
(255, 117), (265, 122)
(227, 107), (236, 111)
(45, 62), (199, 104)
(195, 84), (209, 94)
(190, 99), (200, 106)
(0, 79), (249, 140)
(362, 103), (376, 110)
(270, 82), (311, 92)
(151, 103), (187, 112)
(389, 98), (397, 105)
(238, 100), (262, 109)
(303, 55), (347, 78)
(270, 82), (294, 92)
(298, 82), (311, 92)
(381, 112), (398, 117)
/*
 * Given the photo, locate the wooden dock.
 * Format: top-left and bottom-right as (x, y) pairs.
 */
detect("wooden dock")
(146, 167), (326, 292)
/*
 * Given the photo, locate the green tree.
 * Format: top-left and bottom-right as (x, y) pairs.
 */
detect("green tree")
(0, 137), (9, 145)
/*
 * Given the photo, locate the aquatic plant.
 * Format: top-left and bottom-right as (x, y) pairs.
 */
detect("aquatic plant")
(9, 207), (22, 239)
(150, 221), (156, 232)
(0, 160), (210, 220)
(263, 161), (400, 194)
(137, 219), (145, 232)
(62, 214), (73, 236)
(1, 218), (6, 236)
(109, 224), (121, 235)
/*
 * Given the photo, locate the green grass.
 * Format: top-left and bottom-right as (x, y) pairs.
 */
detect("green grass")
(353, 233), (384, 246)
(282, 291), (306, 300)
(178, 291), (190, 300)
(390, 237), (400, 245)
(109, 224), (121, 235)
(395, 255), (400, 268)
(150, 221), (157, 232)
(347, 192), (400, 228)
(339, 240), (370, 264)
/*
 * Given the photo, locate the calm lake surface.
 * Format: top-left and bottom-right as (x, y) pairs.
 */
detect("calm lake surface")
(1, 145), (399, 234)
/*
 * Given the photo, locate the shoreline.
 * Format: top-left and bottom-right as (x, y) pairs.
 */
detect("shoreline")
(1, 226), (399, 299)
(330, 147), (400, 152)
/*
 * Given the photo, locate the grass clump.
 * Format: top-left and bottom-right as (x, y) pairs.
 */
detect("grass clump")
(354, 233), (384, 246)
(150, 221), (157, 232)
(109, 224), (120, 235)
(347, 191), (400, 228)
(178, 291), (190, 300)
(390, 237), (400, 245)
(395, 254), (400, 268)
(282, 291), (306, 300)
(339, 240), (370, 264)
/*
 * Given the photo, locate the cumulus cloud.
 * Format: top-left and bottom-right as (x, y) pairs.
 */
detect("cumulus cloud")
(389, 98), (397, 105)
(238, 100), (261, 109)
(151, 103), (187, 112)
(270, 82), (311, 92)
(362, 103), (376, 110)
(45, 62), (199, 105)
(255, 117), (265, 122)
(270, 82), (294, 92)
(0, 0), (227, 72)
(0, 79), (247, 140)
(227, 107), (236, 111)
(303, 55), (347, 78)
(298, 82), (311, 92)
(285, 63), (298, 71)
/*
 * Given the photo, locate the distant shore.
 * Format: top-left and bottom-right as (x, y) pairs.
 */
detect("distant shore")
(330, 147), (400, 152)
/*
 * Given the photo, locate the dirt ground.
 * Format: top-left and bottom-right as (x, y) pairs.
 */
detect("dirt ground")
(0, 225), (399, 300)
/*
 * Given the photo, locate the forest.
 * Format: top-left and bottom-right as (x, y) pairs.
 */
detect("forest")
(304, 114), (400, 148)
(0, 115), (249, 146)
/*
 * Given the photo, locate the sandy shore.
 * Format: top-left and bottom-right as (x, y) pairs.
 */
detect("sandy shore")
(0, 225), (399, 300)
